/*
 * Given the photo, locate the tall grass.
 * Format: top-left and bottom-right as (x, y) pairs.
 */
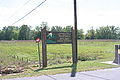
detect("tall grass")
(0, 40), (119, 66)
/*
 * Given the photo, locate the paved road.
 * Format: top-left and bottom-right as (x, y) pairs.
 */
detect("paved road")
(3, 67), (120, 80)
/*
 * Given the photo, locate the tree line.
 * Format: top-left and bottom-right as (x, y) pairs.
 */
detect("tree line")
(0, 23), (120, 40)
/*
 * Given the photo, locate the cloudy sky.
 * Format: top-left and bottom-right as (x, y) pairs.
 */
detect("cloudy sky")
(0, 0), (120, 31)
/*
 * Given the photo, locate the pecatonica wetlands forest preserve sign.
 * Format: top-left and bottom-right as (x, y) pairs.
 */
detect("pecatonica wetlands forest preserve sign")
(46, 32), (72, 44)
(41, 27), (77, 67)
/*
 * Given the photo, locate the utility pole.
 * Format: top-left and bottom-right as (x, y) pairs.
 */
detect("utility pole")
(72, 0), (78, 63)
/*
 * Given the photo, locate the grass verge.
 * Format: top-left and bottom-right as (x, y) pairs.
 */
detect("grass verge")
(0, 60), (119, 79)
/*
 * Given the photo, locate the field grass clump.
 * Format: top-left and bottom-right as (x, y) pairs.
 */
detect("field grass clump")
(0, 55), (29, 74)
(78, 53), (99, 61)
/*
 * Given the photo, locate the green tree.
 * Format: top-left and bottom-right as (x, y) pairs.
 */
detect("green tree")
(35, 26), (41, 32)
(29, 30), (35, 40)
(0, 28), (5, 40)
(34, 31), (41, 39)
(63, 25), (72, 32)
(18, 25), (30, 40)
(51, 26), (63, 32)
(109, 26), (119, 39)
(0, 30), (3, 40)
(95, 26), (119, 39)
(3, 26), (14, 40)
(77, 29), (84, 39)
(34, 26), (42, 39)
(85, 27), (95, 39)
(12, 26), (19, 40)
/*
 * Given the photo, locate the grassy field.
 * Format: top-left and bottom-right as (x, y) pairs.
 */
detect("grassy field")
(0, 40), (120, 79)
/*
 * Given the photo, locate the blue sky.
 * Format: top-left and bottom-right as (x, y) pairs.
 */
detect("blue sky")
(0, 0), (120, 31)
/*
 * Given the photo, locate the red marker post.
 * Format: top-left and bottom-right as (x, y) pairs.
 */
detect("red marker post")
(36, 38), (41, 68)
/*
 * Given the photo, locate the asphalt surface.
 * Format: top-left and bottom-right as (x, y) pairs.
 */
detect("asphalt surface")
(3, 67), (120, 80)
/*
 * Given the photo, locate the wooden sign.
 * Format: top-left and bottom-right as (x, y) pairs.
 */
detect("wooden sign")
(46, 32), (72, 44)
(41, 27), (77, 67)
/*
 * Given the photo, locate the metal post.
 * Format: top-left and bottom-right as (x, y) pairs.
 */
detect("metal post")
(118, 45), (120, 65)
(113, 45), (118, 63)
(73, 0), (78, 63)
(38, 42), (41, 68)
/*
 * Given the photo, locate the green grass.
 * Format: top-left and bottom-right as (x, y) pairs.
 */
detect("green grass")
(0, 40), (120, 79)
(1, 61), (118, 79)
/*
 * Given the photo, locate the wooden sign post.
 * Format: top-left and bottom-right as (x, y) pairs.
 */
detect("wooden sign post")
(41, 27), (47, 67)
